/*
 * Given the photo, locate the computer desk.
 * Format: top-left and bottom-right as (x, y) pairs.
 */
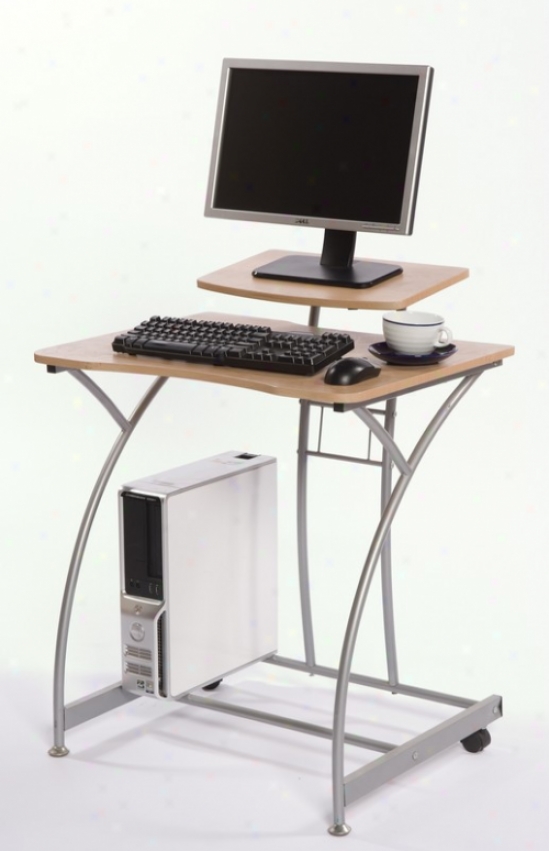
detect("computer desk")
(35, 251), (515, 837)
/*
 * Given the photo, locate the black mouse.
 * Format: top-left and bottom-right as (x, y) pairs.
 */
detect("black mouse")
(324, 357), (381, 386)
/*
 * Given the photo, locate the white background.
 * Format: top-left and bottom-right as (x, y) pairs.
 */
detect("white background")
(1, 1), (548, 848)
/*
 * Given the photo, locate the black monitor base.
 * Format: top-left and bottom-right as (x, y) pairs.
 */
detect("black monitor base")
(253, 254), (402, 289)
(253, 229), (402, 289)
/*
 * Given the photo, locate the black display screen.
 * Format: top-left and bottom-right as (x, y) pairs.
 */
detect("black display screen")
(213, 69), (419, 225)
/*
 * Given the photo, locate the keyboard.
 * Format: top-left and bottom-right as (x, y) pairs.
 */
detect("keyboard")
(112, 316), (354, 376)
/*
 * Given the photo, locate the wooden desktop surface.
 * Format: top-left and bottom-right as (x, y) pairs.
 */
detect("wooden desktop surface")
(35, 313), (514, 406)
(197, 250), (469, 310)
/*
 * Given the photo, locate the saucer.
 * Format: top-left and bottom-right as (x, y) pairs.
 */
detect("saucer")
(368, 341), (457, 366)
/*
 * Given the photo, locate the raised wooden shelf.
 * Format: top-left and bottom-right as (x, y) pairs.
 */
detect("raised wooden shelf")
(197, 250), (469, 310)
(35, 312), (514, 406)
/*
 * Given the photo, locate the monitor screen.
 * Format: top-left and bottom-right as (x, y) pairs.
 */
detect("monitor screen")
(205, 59), (433, 288)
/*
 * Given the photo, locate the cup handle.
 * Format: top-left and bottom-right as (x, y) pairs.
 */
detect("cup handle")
(434, 326), (453, 348)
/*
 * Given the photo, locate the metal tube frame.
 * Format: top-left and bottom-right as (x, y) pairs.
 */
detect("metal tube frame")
(380, 397), (399, 687)
(286, 306), (502, 834)
(181, 692), (396, 754)
(44, 313), (504, 838)
(48, 370), (167, 755)
(329, 372), (483, 833)
(297, 399), (316, 667)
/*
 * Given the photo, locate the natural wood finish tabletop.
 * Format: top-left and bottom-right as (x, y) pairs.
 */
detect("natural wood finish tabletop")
(35, 313), (514, 406)
(196, 250), (469, 310)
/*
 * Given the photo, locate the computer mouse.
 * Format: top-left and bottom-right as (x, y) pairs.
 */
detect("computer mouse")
(324, 357), (381, 385)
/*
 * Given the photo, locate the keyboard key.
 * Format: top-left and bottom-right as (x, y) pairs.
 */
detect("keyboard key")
(143, 340), (195, 355)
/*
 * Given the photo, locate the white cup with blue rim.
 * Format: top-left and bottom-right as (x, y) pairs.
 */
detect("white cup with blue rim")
(382, 311), (453, 355)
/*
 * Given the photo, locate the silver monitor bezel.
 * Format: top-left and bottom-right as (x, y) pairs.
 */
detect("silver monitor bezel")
(204, 58), (434, 236)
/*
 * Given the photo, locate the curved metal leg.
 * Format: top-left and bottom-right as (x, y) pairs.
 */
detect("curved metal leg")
(293, 303), (321, 668)
(49, 373), (167, 755)
(352, 398), (401, 686)
(297, 400), (316, 667)
(354, 406), (410, 476)
(380, 397), (398, 687)
(329, 374), (479, 833)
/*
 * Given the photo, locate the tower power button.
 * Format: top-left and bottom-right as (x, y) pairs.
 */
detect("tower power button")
(130, 622), (146, 642)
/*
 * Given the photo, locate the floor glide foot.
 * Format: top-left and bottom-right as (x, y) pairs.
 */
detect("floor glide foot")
(328, 823), (351, 837)
(48, 745), (70, 757)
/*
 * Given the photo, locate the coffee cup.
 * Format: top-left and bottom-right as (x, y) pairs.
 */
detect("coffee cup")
(382, 311), (453, 355)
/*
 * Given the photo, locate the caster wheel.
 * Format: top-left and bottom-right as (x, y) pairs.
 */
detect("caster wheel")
(461, 728), (491, 753)
(202, 678), (223, 691)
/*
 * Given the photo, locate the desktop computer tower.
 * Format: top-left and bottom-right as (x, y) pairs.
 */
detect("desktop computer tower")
(119, 451), (277, 700)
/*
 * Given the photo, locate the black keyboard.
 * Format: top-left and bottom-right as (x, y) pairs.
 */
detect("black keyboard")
(112, 316), (354, 376)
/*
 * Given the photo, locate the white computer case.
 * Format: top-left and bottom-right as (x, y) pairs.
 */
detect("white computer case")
(119, 451), (277, 700)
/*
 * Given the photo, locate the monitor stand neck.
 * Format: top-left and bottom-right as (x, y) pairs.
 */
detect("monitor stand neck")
(320, 229), (357, 269)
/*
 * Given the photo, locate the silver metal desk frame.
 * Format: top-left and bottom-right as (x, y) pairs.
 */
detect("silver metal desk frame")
(45, 305), (503, 837)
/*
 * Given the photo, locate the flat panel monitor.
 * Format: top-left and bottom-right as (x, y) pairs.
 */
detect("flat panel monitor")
(205, 59), (433, 288)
